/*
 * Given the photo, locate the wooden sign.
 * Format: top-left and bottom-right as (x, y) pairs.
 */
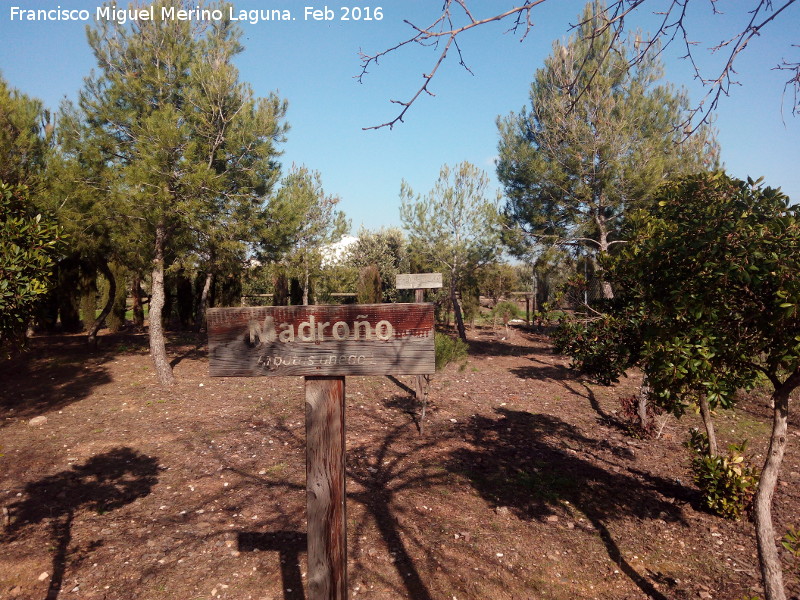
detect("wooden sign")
(208, 303), (434, 377)
(395, 272), (442, 290)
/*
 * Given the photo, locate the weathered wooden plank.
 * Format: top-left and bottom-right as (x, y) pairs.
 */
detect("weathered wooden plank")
(208, 303), (434, 377)
(395, 273), (443, 290)
(305, 376), (347, 600)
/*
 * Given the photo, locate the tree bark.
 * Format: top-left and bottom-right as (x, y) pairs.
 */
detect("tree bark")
(595, 212), (614, 300)
(196, 271), (213, 333)
(450, 279), (467, 342)
(698, 395), (718, 457)
(753, 372), (799, 600)
(303, 255), (310, 306)
(148, 225), (174, 386)
(87, 258), (115, 350)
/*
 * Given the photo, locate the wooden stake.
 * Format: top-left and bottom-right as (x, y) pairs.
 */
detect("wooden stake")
(414, 288), (429, 434)
(305, 376), (348, 600)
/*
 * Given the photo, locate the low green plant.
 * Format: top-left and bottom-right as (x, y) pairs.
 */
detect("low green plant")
(782, 526), (800, 558)
(490, 300), (523, 335)
(435, 332), (468, 371)
(686, 429), (759, 520)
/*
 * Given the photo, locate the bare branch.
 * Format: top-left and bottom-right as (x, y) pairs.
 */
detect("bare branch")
(360, 0), (799, 131)
(358, 1), (549, 130)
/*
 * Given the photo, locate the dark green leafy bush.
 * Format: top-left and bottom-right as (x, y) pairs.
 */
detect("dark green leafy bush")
(686, 429), (759, 520)
(434, 332), (468, 371)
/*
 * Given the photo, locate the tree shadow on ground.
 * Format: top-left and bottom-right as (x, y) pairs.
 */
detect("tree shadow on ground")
(227, 410), (451, 600)
(562, 380), (635, 434)
(3, 447), (160, 600)
(467, 336), (533, 358)
(0, 334), (144, 426)
(510, 355), (636, 434)
(167, 332), (208, 368)
(383, 393), (425, 432)
(447, 408), (690, 600)
(346, 421), (451, 600)
(238, 531), (307, 600)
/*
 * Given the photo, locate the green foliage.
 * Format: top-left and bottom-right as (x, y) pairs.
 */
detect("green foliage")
(346, 227), (408, 303)
(356, 265), (382, 304)
(271, 166), (350, 304)
(497, 1), (717, 271)
(686, 429), (759, 520)
(0, 76), (52, 189)
(478, 263), (520, 302)
(610, 172), (800, 412)
(434, 332), (468, 371)
(551, 312), (642, 386)
(557, 171), (800, 419)
(491, 300), (523, 326)
(782, 527), (800, 559)
(401, 161), (503, 340)
(72, 1), (290, 374)
(0, 183), (64, 348)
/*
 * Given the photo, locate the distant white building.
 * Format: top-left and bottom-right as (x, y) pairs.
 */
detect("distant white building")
(321, 235), (358, 267)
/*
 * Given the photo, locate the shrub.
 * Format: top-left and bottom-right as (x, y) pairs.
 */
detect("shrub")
(491, 300), (522, 324)
(356, 264), (382, 304)
(435, 332), (468, 371)
(686, 429), (759, 520)
(783, 526), (800, 559)
(0, 183), (64, 348)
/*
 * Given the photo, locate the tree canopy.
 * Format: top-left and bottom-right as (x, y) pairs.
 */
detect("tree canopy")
(497, 1), (717, 298)
(557, 171), (800, 600)
(74, 2), (288, 382)
(400, 161), (502, 341)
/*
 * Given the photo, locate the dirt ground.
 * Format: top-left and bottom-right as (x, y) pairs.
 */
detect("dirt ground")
(1, 325), (799, 600)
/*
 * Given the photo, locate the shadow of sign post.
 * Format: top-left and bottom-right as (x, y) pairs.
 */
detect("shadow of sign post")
(208, 303), (435, 600)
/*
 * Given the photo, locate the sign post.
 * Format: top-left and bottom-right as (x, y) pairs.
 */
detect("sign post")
(396, 274), (443, 433)
(207, 304), (434, 600)
(305, 375), (347, 599)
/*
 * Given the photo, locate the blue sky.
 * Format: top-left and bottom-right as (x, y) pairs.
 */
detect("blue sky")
(1, 1), (798, 232)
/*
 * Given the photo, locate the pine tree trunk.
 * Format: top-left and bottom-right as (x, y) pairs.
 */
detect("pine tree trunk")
(149, 225), (174, 386)
(451, 279), (467, 342)
(106, 263), (128, 332)
(87, 259), (115, 350)
(595, 215), (614, 300)
(753, 373), (799, 600)
(79, 263), (98, 332)
(196, 271), (213, 333)
(699, 395), (718, 457)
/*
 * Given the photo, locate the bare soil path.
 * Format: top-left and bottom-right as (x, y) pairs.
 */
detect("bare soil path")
(2, 326), (799, 600)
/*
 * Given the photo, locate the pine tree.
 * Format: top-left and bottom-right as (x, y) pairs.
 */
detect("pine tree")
(77, 2), (287, 383)
(496, 0), (718, 298)
(400, 161), (502, 342)
(272, 166), (349, 305)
